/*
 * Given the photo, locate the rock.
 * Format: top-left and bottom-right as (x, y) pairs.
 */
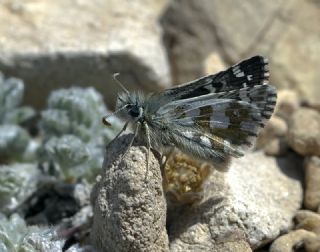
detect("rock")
(203, 53), (227, 75)
(161, 1), (320, 102)
(0, 0), (170, 109)
(287, 108), (320, 156)
(269, 229), (317, 252)
(305, 237), (320, 252)
(304, 156), (320, 211)
(274, 89), (300, 121)
(214, 240), (252, 252)
(302, 100), (320, 113)
(168, 152), (303, 250)
(91, 134), (169, 252)
(295, 210), (320, 235)
(264, 138), (289, 156)
(256, 116), (288, 149)
(161, 0), (284, 84)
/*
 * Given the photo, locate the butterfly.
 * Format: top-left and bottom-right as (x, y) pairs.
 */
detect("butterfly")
(103, 56), (277, 174)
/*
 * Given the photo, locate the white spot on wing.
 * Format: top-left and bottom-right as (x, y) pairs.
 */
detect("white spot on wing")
(232, 65), (241, 75)
(183, 131), (194, 138)
(200, 136), (211, 147)
(223, 140), (231, 152)
(236, 72), (245, 77)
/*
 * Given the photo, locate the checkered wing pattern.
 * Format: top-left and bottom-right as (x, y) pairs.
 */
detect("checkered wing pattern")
(151, 56), (276, 163)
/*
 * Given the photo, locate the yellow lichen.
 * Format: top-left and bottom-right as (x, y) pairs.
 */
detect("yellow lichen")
(163, 150), (212, 204)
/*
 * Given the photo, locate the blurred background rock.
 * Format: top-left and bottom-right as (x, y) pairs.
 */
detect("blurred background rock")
(1, 0), (319, 110)
(0, 0), (319, 251)
(0, 0), (171, 109)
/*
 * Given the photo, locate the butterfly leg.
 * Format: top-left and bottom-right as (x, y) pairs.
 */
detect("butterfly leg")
(106, 121), (129, 148)
(143, 122), (151, 181)
(115, 121), (129, 139)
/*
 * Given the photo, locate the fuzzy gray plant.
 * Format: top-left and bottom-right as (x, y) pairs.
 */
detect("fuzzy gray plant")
(0, 73), (35, 125)
(0, 72), (36, 162)
(0, 213), (94, 252)
(43, 135), (91, 180)
(40, 87), (122, 181)
(0, 164), (39, 214)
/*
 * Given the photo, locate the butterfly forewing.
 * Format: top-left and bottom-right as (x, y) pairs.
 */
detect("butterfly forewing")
(157, 55), (269, 103)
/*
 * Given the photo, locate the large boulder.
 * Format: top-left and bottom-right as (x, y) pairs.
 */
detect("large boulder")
(161, 0), (320, 102)
(0, 0), (171, 109)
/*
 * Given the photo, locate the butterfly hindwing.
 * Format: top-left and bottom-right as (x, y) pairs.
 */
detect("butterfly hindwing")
(209, 84), (277, 121)
(153, 84), (276, 162)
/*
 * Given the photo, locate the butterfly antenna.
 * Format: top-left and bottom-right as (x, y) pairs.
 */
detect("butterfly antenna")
(113, 73), (129, 95)
(102, 104), (128, 126)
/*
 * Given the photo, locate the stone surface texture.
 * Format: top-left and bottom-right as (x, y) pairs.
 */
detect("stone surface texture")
(287, 108), (320, 156)
(264, 138), (288, 156)
(91, 134), (169, 252)
(304, 156), (320, 211)
(0, 0), (170, 109)
(274, 89), (300, 121)
(161, 0), (320, 101)
(269, 229), (317, 252)
(168, 152), (303, 250)
(256, 115), (288, 150)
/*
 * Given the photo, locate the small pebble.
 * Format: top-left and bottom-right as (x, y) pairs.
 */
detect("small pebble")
(304, 156), (320, 211)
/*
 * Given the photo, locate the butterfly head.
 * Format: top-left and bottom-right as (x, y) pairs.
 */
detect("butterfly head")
(117, 92), (145, 120)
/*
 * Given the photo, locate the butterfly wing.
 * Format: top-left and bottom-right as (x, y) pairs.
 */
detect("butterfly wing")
(152, 84), (276, 163)
(157, 55), (269, 102)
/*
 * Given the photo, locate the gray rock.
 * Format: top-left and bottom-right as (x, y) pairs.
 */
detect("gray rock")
(304, 156), (320, 211)
(295, 210), (320, 235)
(161, 0), (284, 84)
(161, 0), (320, 102)
(264, 138), (289, 156)
(274, 89), (300, 122)
(0, 0), (170, 109)
(256, 116), (288, 149)
(269, 229), (317, 252)
(287, 108), (320, 156)
(203, 53), (227, 76)
(168, 152), (303, 250)
(91, 134), (169, 252)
